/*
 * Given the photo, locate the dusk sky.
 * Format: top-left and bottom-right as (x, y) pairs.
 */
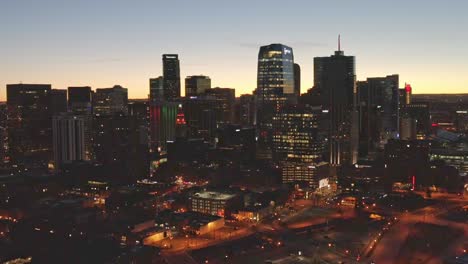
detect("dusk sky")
(1, 0), (467, 100)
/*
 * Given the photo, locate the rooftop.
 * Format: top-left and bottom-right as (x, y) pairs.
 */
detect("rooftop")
(192, 191), (237, 201)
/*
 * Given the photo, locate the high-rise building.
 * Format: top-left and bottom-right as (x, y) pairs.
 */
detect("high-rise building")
(93, 112), (129, 175)
(314, 44), (359, 167)
(402, 102), (431, 140)
(398, 84), (431, 140)
(272, 106), (327, 188)
(175, 104), (188, 138)
(52, 113), (86, 170)
(204, 87), (235, 127)
(294, 63), (301, 98)
(68, 86), (93, 160)
(162, 54), (181, 100)
(149, 101), (178, 152)
(149, 77), (164, 103)
(50, 89), (68, 115)
(236, 94), (256, 126)
(93, 85), (128, 115)
(6, 84), (52, 167)
(272, 106), (323, 162)
(182, 97), (217, 140)
(128, 100), (150, 179)
(68, 86), (92, 114)
(0, 103), (8, 167)
(399, 84), (412, 106)
(185, 75), (211, 97)
(256, 44), (296, 158)
(358, 74), (399, 154)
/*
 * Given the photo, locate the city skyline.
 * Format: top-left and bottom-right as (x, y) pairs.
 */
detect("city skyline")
(2, 0), (468, 100)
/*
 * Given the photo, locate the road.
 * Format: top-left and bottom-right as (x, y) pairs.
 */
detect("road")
(371, 193), (467, 264)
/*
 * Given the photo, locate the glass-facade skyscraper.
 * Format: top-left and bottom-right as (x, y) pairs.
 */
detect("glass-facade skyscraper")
(358, 75), (399, 154)
(314, 49), (359, 167)
(256, 44), (296, 158)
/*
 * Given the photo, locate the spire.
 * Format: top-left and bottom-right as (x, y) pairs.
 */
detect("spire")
(338, 34), (341, 52)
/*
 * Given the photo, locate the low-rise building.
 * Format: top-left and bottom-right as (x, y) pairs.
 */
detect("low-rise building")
(190, 191), (242, 217)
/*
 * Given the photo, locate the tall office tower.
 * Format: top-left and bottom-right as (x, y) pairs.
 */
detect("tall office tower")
(0, 103), (8, 167)
(93, 112), (129, 177)
(6, 84), (52, 167)
(149, 76), (164, 103)
(182, 97), (217, 140)
(358, 75), (399, 154)
(50, 89), (68, 115)
(149, 101), (178, 152)
(162, 54), (181, 100)
(68, 86), (92, 114)
(272, 106), (326, 188)
(256, 44), (296, 158)
(185, 75), (211, 97)
(294, 63), (301, 98)
(398, 84), (430, 140)
(236, 94), (256, 126)
(399, 116), (417, 140)
(204, 87), (235, 126)
(399, 84), (412, 105)
(175, 104), (188, 138)
(314, 43), (359, 167)
(52, 113), (86, 170)
(403, 102), (431, 140)
(272, 106), (324, 162)
(299, 87), (323, 107)
(93, 85), (128, 115)
(128, 100), (150, 179)
(68, 86), (93, 160)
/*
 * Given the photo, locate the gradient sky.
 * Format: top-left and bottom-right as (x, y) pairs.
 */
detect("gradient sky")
(1, 0), (467, 100)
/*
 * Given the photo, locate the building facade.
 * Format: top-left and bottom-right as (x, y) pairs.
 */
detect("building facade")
(52, 113), (86, 169)
(185, 75), (211, 97)
(6, 84), (53, 167)
(162, 54), (181, 100)
(358, 74), (399, 154)
(93, 85), (128, 115)
(314, 49), (359, 167)
(256, 44), (296, 158)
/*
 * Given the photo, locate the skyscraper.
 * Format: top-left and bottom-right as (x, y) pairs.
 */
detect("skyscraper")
(68, 86), (93, 160)
(358, 75), (399, 154)
(128, 100), (150, 179)
(149, 77), (164, 103)
(204, 87), (235, 127)
(93, 85), (128, 115)
(162, 54), (181, 100)
(185, 75), (211, 97)
(50, 89), (68, 115)
(314, 42), (359, 167)
(236, 94), (256, 126)
(256, 44), (296, 158)
(272, 106), (326, 188)
(0, 103), (8, 167)
(68, 86), (92, 115)
(294, 63), (301, 98)
(149, 102), (178, 152)
(6, 84), (52, 167)
(52, 113), (86, 170)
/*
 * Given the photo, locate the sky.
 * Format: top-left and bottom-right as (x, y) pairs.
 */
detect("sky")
(1, 0), (467, 100)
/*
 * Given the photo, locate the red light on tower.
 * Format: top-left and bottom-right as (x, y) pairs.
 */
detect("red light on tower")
(411, 176), (416, 191)
(405, 84), (412, 93)
(176, 106), (186, 125)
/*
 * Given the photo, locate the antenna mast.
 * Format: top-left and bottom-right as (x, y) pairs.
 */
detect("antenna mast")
(338, 34), (341, 51)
